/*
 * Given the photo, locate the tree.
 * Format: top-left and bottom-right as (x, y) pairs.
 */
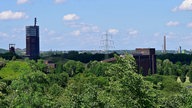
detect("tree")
(55, 62), (64, 73)
(5, 71), (61, 107)
(156, 59), (163, 75)
(180, 73), (186, 83)
(174, 62), (182, 76)
(162, 59), (173, 75)
(0, 58), (6, 70)
(161, 76), (182, 93)
(63, 60), (85, 77)
(86, 61), (110, 76)
(0, 81), (7, 99)
(60, 73), (106, 108)
(99, 54), (157, 107)
(59, 54), (157, 107)
(188, 62), (192, 83)
(48, 72), (69, 87)
(0, 61), (31, 80)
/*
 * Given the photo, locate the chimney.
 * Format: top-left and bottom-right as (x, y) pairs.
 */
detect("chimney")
(164, 36), (166, 53)
(34, 17), (37, 26)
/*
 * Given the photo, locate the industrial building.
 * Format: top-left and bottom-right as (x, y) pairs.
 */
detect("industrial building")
(102, 48), (157, 76)
(26, 18), (40, 59)
(9, 44), (15, 53)
(133, 48), (156, 76)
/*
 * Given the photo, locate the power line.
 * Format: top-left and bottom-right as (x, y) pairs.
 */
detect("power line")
(100, 31), (114, 59)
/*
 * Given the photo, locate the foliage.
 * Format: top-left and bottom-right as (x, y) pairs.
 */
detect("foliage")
(48, 72), (69, 87)
(0, 61), (31, 80)
(180, 73), (186, 83)
(55, 62), (64, 73)
(0, 53), (192, 107)
(162, 59), (174, 75)
(3, 71), (64, 107)
(63, 60), (85, 77)
(156, 58), (191, 80)
(0, 58), (6, 70)
(145, 75), (182, 94)
(188, 62), (192, 83)
(158, 88), (192, 108)
(26, 59), (47, 73)
(157, 53), (192, 65)
(86, 61), (110, 76)
(43, 51), (118, 63)
(161, 76), (182, 93)
(60, 73), (107, 108)
(99, 54), (157, 108)
(0, 52), (21, 60)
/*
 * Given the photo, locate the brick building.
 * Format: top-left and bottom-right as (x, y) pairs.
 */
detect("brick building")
(133, 48), (156, 76)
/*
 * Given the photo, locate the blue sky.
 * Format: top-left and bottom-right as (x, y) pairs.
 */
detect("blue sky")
(0, 0), (192, 51)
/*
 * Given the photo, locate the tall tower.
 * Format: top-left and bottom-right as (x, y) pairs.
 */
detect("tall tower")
(100, 31), (114, 59)
(9, 44), (16, 53)
(26, 18), (39, 59)
(163, 36), (166, 53)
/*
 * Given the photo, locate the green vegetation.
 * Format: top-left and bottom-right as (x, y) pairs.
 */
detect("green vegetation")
(42, 51), (118, 63)
(157, 53), (192, 65)
(0, 53), (192, 107)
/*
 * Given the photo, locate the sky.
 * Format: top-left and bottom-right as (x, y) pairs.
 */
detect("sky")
(0, 0), (192, 51)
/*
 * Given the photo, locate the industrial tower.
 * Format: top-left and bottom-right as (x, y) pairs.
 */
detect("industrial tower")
(26, 18), (40, 59)
(100, 31), (114, 59)
(163, 36), (166, 53)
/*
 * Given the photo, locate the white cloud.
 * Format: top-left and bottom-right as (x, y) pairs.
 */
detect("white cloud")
(0, 10), (28, 20)
(54, 0), (66, 4)
(81, 25), (99, 33)
(153, 32), (164, 38)
(17, 0), (29, 4)
(66, 22), (100, 34)
(128, 29), (139, 36)
(44, 28), (56, 35)
(173, 0), (192, 11)
(179, 0), (192, 11)
(0, 32), (8, 37)
(166, 32), (177, 39)
(71, 30), (81, 36)
(171, 7), (178, 12)
(107, 29), (119, 35)
(187, 22), (192, 28)
(166, 21), (180, 27)
(63, 14), (80, 21)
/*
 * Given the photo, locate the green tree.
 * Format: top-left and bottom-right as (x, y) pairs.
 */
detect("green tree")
(157, 59), (163, 75)
(161, 76), (182, 93)
(26, 59), (47, 73)
(5, 71), (61, 107)
(0, 58), (6, 70)
(99, 54), (157, 107)
(86, 61), (110, 76)
(55, 62), (64, 73)
(162, 59), (173, 75)
(48, 72), (69, 87)
(63, 60), (85, 77)
(188, 62), (192, 83)
(174, 62), (182, 76)
(60, 73), (106, 108)
(159, 88), (192, 108)
(0, 81), (7, 106)
(0, 61), (31, 80)
(180, 73), (186, 83)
